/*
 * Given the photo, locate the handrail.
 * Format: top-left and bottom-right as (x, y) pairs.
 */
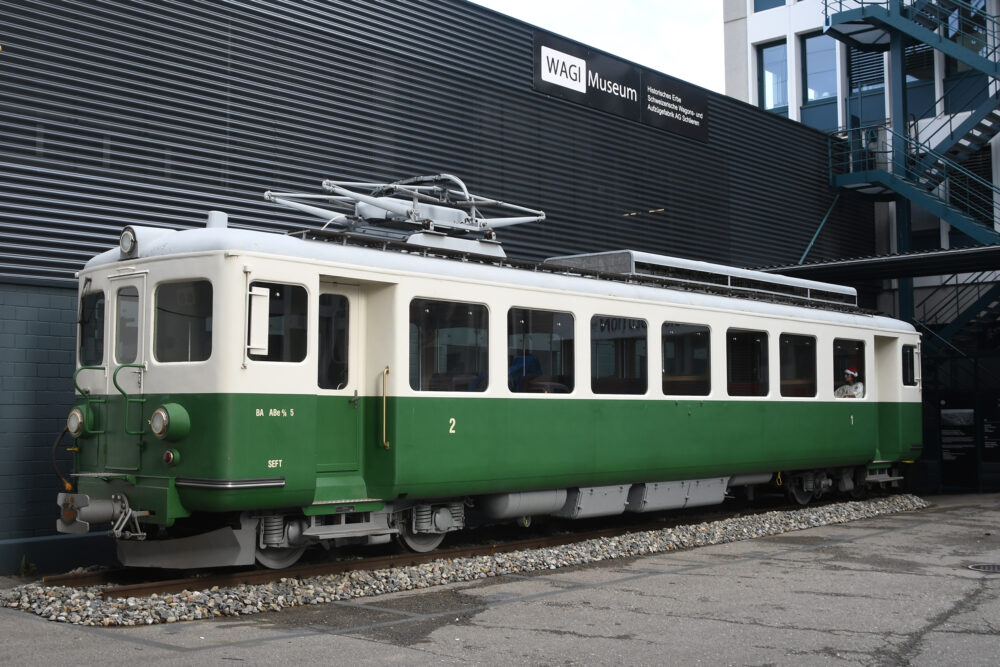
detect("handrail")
(381, 365), (390, 450)
(72, 365), (107, 435)
(829, 123), (1000, 227)
(909, 75), (997, 154)
(825, 0), (1000, 64)
(112, 363), (147, 436)
(915, 270), (998, 323)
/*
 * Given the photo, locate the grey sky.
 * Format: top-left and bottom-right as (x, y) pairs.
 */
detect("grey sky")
(468, 1), (725, 93)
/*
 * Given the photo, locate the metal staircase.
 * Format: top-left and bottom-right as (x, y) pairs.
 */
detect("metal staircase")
(914, 270), (1000, 348)
(829, 124), (1000, 243)
(824, 1), (1000, 239)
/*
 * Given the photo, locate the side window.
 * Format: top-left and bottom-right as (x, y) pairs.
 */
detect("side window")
(591, 316), (648, 395)
(902, 344), (918, 386)
(247, 281), (308, 362)
(833, 338), (866, 398)
(662, 323), (710, 396)
(154, 281), (213, 362)
(779, 334), (817, 397)
(79, 291), (105, 366)
(318, 294), (350, 389)
(507, 308), (574, 393)
(409, 298), (488, 392)
(728, 328), (769, 396)
(115, 286), (139, 363)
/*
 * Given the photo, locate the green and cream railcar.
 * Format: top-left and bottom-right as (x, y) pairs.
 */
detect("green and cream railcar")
(56, 178), (921, 568)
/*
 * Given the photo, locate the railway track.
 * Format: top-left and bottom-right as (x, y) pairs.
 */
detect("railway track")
(40, 495), (844, 600)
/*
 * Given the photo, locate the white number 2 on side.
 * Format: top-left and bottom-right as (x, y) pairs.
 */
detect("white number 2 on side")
(449, 418), (456, 434)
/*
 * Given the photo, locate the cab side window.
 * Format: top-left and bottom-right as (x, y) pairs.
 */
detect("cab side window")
(247, 281), (308, 362)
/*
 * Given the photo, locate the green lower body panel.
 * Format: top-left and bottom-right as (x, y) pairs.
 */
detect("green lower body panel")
(68, 392), (921, 525)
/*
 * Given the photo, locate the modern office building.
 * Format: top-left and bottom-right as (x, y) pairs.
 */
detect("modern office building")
(726, 0), (1000, 493)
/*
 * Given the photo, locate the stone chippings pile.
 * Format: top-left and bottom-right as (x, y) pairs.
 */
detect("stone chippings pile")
(2, 494), (927, 627)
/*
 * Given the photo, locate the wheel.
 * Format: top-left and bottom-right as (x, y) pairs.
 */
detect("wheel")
(255, 545), (306, 569)
(850, 468), (869, 500)
(396, 512), (445, 553)
(787, 479), (814, 506)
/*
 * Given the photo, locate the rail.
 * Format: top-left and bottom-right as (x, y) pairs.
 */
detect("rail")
(915, 269), (1000, 323)
(829, 123), (1000, 229)
(112, 364), (147, 436)
(824, 1), (1000, 65)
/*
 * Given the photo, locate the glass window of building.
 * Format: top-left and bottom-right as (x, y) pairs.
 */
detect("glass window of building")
(79, 291), (105, 366)
(727, 329), (768, 396)
(779, 334), (816, 397)
(318, 294), (350, 389)
(115, 286), (139, 364)
(154, 281), (213, 362)
(410, 299), (488, 392)
(507, 308), (574, 393)
(247, 281), (308, 363)
(662, 322), (710, 396)
(758, 41), (788, 115)
(833, 339), (866, 398)
(591, 316), (647, 395)
(803, 33), (837, 103)
(754, 0), (785, 11)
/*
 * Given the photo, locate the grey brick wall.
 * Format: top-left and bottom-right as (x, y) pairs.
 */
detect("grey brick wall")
(0, 282), (76, 541)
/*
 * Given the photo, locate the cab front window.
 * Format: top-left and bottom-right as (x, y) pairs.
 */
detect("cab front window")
(79, 291), (105, 366)
(155, 280), (213, 362)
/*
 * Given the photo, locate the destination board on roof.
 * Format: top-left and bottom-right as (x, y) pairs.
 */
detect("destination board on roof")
(532, 31), (708, 142)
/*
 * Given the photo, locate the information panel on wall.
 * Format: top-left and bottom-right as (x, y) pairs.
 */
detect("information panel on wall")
(532, 31), (708, 142)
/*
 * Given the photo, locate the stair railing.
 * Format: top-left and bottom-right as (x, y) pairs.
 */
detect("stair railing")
(907, 75), (999, 154)
(829, 123), (1000, 230)
(824, 1), (1000, 63)
(915, 270), (999, 324)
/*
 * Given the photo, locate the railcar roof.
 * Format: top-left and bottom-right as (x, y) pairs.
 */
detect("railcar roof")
(82, 224), (916, 334)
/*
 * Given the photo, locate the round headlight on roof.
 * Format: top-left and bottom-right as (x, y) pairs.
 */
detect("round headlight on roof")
(120, 227), (137, 256)
(66, 407), (85, 438)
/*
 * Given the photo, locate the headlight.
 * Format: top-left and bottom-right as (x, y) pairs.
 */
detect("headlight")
(120, 227), (137, 255)
(67, 408), (85, 438)
(150, 407), (170, 439)
(149, 403), (190, 441)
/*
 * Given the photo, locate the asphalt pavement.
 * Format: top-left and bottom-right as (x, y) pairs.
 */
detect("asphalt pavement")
(1, 493), (998, 665)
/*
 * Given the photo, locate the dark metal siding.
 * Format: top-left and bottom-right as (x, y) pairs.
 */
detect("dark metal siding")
(0, 0), (873, 285)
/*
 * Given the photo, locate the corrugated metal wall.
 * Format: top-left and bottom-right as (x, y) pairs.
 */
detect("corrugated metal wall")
(0, 0), (873, 285)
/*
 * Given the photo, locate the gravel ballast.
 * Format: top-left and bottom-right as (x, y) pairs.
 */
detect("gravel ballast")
(2, 494), (928, 627)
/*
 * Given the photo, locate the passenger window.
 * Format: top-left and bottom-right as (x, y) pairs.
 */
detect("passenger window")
(409, 298), (488, 392)
(662, 323), (710, 395)
(833, 338), (865, 398)
(79, 291), (105, 366)
(115, 286), (139, 363)
(591, 316), (647, 395)
(507, 308), (574, 393)
(154, 281), (213, 362)
(779, 334), (816, 397)
(727, 328), (768, 396)
(247, 281), (308, 362)
(318, 294), (350, 389)
(902, 344), (917, 386)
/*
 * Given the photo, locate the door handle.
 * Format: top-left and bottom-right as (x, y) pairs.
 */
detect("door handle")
(350, 390), (359, 409)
